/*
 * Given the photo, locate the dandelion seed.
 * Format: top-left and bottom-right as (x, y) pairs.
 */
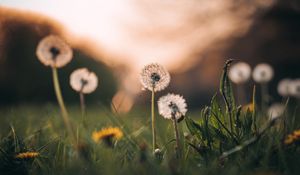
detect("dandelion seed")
(277, 78), (292, 97)
(284, 129), (300, 145)
(252, 63), (274, 83)
(290, 79), (300, 98)
(154, 148), (162, 154)
(70, 68), (98, 94)
(140, 63), (170, 92)
(158, 93), (187, 121)
(36, 35), (73, 68)
(228, 62), (251, 84)
(268, 103), (285, 120)
(15, 152), (39, 159)
(92, 127), (123, 146)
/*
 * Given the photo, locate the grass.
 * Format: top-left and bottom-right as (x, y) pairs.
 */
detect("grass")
(1, 61), (300, 175)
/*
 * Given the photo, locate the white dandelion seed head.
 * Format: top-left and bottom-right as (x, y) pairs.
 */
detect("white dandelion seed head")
(70, 68), (98, 94)
(36, 35), (73, 68)
(228, 62), (251, 84)
(290, 79), (300, 98)
(277, 78), (292, 97)
(158, 93), (187, 121)
(268, 103), (285, 120)
(154, 148), (162, 154)
(140, 63), (170, 92)
(252, 63), (274, 83)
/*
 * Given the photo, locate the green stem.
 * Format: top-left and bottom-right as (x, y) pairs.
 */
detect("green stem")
(252, 86), (257, 134)
(211, 111), (239, 144)
(151, 87), (156, 153)
(79, 92), (86, 120)
(228, 108), (234, 133)
(261, 83), (268, 113)
(172, 117), (181, 158)
(52, 68), (76, 143)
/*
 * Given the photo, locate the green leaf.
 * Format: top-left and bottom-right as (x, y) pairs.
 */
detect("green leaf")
(185, 116), (204, 140)
(219, 59), (236, 114)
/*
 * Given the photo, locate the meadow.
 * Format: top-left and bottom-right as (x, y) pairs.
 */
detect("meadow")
(0, 35), (300, 175)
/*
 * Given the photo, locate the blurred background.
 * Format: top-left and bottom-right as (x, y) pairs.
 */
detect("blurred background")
(0, 0), (299, 112)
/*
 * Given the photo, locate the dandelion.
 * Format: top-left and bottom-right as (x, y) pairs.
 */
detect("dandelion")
(158, 93), (187, 121)
(154, 148), (163, 161)
(140, 63), (170, 153)
(228, 61), (251, 104)
(70, 68), (98, 117)
(268, 103), (285, 120)
(158, 93), (187, 158)
(92, 127), (123, 147)
(253, 63), (274, 83)
(284, 129), (300, 145)
(277, 79), (292, 97)
(290, 79), (300, 98)
(140, 63), (170, 92)
(36, 35), (72, 68)
(70, 68), (98, 94)
(15, 152), (39, 159)
(228, 62), (251, 84)
(253, 63), (274, 111)
(242, 103), (254, 113)
(36, 35), (76, 143)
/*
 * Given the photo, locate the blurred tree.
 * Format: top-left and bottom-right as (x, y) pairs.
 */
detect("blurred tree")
(0, 11), (117, 106)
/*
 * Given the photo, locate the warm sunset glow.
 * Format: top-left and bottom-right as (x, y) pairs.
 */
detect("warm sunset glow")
(0, 0), (275, 71)
(111, 90), (134, 114)
(0, 0), (276, 107)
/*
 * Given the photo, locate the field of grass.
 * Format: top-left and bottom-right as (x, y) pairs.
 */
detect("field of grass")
(1, 61), (300, 175)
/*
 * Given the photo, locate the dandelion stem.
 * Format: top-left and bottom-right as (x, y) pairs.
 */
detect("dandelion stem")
(172, 117), (181, 158)
(252, 86), (257, 134)
(52, 67), (76, 143)
(237, 84), (247, 105)
(79, 91), (86, 119)
(151, 87), (157, 153)
(261, 83), (269, 113)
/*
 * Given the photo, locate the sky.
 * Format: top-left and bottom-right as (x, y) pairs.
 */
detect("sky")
(0, 0), (274, 72)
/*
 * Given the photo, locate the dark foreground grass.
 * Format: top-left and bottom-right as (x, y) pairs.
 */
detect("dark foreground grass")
(1, 61), (300, 175)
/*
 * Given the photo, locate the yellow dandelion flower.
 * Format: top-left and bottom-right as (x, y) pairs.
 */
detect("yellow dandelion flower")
(284, 129), (300, 145)
(284, 136), (294, 145)
(15, 152), (39, 159)
(242, 103), (254, 112)
(294, 130), (300, 136)
(92, 127), (123, 146)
